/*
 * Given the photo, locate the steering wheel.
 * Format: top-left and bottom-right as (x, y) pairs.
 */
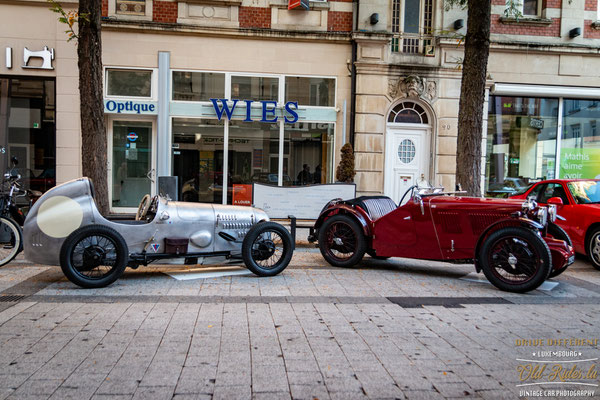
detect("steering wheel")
(399, 185), (418, 206)
(135, 194), (152, 221)
(146, 195), (160, 220)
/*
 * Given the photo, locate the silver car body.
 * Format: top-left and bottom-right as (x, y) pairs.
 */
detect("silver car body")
(23, 178), (270, 266)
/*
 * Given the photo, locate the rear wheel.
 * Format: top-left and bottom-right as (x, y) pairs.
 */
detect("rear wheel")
(60, 225), (128, 288)
(318, 214), (366, 268)
(587, 227), (600, 271)
(0, 217), (22, 267)
(479, 227), (551, 293)
(242, 222), (293, 277)
(547, 223), (572, 278)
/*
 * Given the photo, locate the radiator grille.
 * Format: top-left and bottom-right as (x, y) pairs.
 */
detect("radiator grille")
(436, 211), (462, 234)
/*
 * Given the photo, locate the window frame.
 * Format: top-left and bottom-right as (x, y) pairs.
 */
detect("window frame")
(104, 67), (157, 100)
(510, 0), (542, 18)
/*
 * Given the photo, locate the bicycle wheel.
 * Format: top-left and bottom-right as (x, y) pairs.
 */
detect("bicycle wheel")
(0, 216), (22, 267)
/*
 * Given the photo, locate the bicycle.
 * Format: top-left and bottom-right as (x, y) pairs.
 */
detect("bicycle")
(0, 157), (41, 266)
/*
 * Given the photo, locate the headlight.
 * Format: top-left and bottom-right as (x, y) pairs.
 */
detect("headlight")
(548, 204), (557, 223)
(536, 207), (548, 227)
(522, 197), (537, 213)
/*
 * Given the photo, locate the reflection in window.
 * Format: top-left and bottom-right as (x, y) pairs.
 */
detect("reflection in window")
(231, 76), (278, 102)
(560, 99), (600, 179)
(172, 72), (225, 101)
(284, 123), (334, 185)
(285, 77), (335, 107)
(106, 69), (152, 97)
(485, 96), (558, 197)
(522, 0), (538, 16)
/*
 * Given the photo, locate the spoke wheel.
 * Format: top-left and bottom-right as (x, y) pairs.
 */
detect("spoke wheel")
(318, 214), (366, 268)
(242, 222), (293, 277)
(0, 217), (22, 267)
(60, 225), (128, 288)
(587, 227), (600, 271)
(479, 227), (550, 293)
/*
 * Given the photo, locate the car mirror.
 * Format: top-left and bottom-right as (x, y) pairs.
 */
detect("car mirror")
(547, 197), (564, 207)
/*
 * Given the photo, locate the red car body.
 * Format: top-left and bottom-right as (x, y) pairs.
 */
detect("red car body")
(310, 192), (574, 292)
(510, 179), (600, 268)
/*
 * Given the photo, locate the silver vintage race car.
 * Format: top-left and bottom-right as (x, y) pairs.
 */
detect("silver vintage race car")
(23, 178), (293, 288)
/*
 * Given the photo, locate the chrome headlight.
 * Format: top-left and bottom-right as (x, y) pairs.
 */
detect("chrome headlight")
(536, 207), (548, 227)
(521, 197), (538, 213)
(548, 204), (557, 223)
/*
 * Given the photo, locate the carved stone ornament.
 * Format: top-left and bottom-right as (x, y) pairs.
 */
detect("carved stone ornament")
(388, 75), (437, 102)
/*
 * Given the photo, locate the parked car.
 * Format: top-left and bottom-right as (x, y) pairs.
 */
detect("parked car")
(23, 177), (294, 288)
(251, 173), (293, 186)
(510, 179), (600, 270)
(308, 186), (574, 293)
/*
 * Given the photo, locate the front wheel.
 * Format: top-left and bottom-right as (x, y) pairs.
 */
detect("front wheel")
(479, 227), (551, 293)
(60, 225), (128, 288)
(587, 227), (600, 271)
(0, 217), (22, 267)
(318, 214), (366, 268)
(242, 222), (293, 277)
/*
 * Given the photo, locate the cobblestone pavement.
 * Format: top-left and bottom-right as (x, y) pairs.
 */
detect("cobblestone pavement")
(0, 251), (599, 399)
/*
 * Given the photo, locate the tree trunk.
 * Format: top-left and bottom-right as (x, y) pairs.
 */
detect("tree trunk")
(78, 0), (108, 214)
(456, 0), (491, 197)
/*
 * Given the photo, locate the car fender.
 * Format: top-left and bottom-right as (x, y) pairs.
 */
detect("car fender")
(313, 204), (372, 237)
(473, 217), (543, 272)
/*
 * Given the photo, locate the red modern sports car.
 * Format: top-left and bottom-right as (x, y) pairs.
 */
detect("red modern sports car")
(510, 179), (600, 270)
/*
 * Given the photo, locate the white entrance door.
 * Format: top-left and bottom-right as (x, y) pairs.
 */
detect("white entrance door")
(384, 126), (431, 204)
(108, 117), (157, 213)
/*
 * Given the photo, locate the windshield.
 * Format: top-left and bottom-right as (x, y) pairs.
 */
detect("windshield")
(512, 183), (534, 196)
(567, 181), (600, 204)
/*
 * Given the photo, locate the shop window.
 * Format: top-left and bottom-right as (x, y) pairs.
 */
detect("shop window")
(172, 72), (225, 101)
(388, 102), (428, 124)
(485, 96), (558, 197)
(285, 77), (335, 107)
(560, 99), (600, 179)
(106, 69), (152, 98)
(391, 0), (433, 54)
(284, 123), (334, 186)
(231, 76), (278, 102)
(0, 78), (56, 193)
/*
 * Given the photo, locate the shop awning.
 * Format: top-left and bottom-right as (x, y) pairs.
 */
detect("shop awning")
(288, 0), (309, 10)
(492, 83), (600, 99)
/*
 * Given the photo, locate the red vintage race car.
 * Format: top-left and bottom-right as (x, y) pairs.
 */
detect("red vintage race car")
(308, 186), (575, 293)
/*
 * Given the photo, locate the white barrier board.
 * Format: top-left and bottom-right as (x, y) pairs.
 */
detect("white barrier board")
(252, 183), (356, 219)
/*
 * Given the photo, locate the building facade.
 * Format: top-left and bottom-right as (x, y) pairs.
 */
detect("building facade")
(355, 0), (600, 203)
(2, 0), (600, 213)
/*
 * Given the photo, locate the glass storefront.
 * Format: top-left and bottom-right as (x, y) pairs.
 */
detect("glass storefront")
(485, 96), (558, 197)
(0, 77), (56, 193)
(485, 95), (600, 197)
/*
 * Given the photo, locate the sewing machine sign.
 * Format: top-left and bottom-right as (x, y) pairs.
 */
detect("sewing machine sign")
(4, 46), (55, 70)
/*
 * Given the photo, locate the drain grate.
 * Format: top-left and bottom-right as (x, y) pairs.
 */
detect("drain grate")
(0, 295), (26, 302)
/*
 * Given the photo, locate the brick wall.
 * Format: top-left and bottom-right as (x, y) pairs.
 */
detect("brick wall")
(585, 0), (597, 11)
(102, 0), (108, 17)
(153, 1), (177, 23)
(491, 0), (505, 4)
(491, 15), (561, 36)
(584, 20), (600, 38)
(327, 11), (352, 32)
(544, 0), (562, 8)
(239, 6), (271, 29)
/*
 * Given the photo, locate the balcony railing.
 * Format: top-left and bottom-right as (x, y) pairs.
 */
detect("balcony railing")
(391, 34), (435, 55)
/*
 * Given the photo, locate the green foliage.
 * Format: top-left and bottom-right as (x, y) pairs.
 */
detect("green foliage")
(48, 0), (89, 42)
(445, 0), (523, 19)
(335, 143), (356, 183)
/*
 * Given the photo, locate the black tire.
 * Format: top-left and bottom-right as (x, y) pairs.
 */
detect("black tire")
(0, 217), (22, 267)
(479, 227), (551, 293)
(318, 214), (366, 268)
(366, 249), (389, 260)
(547, 223), (572, 278)
(587, 227), (600, 271)
(60, 225), (128, 288)
(242, 222), (293, 277)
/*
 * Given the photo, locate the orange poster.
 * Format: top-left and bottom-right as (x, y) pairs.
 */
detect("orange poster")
(232, 184), (253, 206)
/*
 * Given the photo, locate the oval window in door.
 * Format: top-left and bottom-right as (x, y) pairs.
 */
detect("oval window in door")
(397, 139), (416, 164)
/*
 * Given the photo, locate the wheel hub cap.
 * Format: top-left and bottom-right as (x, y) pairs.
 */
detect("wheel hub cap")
(333, 237), (343, 246)
(508, 253), (518, 269)
(81, 246), (106, 269)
